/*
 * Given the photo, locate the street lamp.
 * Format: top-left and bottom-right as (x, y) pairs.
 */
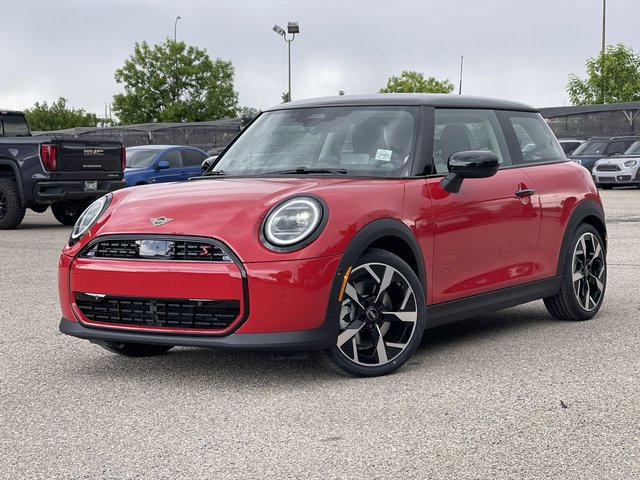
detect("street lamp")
(272, 21), (300, 102)
(174, 16), (182, 43)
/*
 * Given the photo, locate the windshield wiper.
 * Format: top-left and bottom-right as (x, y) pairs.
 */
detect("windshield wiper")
(264, 167), (347, 175)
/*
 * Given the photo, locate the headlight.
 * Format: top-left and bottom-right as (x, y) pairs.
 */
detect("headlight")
(261, 196), (325, 251)
(624, 159), (638, 168)
(69, 195), (111, 245)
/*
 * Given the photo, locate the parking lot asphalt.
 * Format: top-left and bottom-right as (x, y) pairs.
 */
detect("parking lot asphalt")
(1, 189), (638, 479)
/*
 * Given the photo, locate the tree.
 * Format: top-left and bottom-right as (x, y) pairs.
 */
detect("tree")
(567, 43), (640, 105)
(238, 106), (259, 120)
(24, 97), (99, 131)
(112, 39), (239, 124)
(379, 70), (455, 94)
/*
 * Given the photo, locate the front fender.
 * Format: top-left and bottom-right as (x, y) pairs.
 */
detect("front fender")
(324, 218), (426, 322)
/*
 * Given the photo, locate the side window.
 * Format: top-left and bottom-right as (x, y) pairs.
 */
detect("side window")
(606, 141), (626, 155)
(432, 109), (510, 174)
(182, 149), (206, 167)
(507, 113), (564, 163)
(162, 150), (182, 168)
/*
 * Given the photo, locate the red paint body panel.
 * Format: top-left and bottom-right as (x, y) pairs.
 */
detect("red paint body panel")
(238, 255), (341, 333)
(69, 258), (245, 334)
(523, 161), (603, 279)
(62, 178), (405, 264)
(424, 169), (541, 303)
(58, 254), (74, 321)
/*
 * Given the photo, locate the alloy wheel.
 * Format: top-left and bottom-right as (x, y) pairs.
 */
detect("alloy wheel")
(337, 262), (418, 367)
(572, 232), (605, 311)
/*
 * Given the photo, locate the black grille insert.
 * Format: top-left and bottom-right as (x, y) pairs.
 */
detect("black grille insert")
(75, 293), (240, 330)
(82, 238), (231, 262)
(596, 164), (621, 172)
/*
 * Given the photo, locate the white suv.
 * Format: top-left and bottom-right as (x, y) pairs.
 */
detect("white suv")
(593, 141), (640, 189)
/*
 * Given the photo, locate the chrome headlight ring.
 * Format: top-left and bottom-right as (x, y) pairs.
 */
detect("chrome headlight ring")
(69, 194), (111, 246)
(260, 195), (328, 252)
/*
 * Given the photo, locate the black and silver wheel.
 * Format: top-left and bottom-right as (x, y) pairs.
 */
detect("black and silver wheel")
(316, 248), (425, 377)
(544, 223), (606, 320)
(51, 201), (88, 226)
(99, 342), (173, 357)
(0, 178), (25, 230)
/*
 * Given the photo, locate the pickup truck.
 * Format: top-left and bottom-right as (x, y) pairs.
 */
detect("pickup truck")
(0, 110), (126, 229)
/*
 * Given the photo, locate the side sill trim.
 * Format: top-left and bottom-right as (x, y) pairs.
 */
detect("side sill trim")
(426, 276), (562, 328)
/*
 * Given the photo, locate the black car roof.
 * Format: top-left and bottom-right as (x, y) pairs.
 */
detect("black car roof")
(586, 136), (640, 141)
(264, 94), (537, 112)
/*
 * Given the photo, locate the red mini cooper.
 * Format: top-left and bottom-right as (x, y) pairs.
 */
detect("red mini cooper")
(58, 95), (607, 376)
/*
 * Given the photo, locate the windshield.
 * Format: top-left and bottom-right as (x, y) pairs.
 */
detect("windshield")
(624, 141), (640, 156)
(213, 106), (418, 177)
(126, 150), (159, 168)
(572, 141), (607, 156)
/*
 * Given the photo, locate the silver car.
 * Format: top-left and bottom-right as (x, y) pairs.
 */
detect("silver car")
(593, 141), (640, 189)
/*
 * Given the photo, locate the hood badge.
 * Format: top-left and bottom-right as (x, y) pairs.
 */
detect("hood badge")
(151, 216), (173, 227)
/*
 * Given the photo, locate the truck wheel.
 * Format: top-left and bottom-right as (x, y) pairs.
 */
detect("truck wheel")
(51, 201), (87, 226)
(0, 178), (26, 230)
(30, 204), (49, 213)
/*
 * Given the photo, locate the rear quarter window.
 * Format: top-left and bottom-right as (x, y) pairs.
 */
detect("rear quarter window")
(505, 113), (564, 164)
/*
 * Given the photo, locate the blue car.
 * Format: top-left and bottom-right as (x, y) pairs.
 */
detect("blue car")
(124, 145), (209, 186)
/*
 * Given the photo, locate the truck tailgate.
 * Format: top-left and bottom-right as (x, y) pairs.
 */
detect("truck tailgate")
(56, 138), (122, 172)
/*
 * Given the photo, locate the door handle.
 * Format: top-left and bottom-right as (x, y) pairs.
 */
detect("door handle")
(515, 188), (536, 197)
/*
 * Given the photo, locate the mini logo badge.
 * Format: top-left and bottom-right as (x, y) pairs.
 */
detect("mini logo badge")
(151, 216), (173, 227)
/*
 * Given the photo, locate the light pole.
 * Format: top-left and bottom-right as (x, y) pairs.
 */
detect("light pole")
(601, 0), (606, 104)
(272, 22), (300, 102)
(174, 16), (182, 43)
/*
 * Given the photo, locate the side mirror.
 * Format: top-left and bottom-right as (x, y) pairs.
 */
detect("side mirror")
(156, 160), (171, 170)
(441, 151), (500, 193)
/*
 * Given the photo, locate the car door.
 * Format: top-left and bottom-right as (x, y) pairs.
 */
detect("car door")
(497, 110), (580, 282)
(181, 149), (208, 178)
(153, 149), (184, 183)
(426, 108), (542, 304)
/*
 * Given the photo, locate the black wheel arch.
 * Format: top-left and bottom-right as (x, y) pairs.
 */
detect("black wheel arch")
(325, 218), (426, 321)
(555, 198), (607, 276)
(0, 159), (25, 206)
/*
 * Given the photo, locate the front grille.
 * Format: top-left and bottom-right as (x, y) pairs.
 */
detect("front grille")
(82, 238), (231, 262)
(596, 164), (621, 172)
(75, 293), (240, 330)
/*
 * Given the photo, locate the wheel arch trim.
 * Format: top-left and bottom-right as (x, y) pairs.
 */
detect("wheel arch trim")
(325, 218), (426, 321)
(0, 158), (25, 206)
(556, 199), (607, 276)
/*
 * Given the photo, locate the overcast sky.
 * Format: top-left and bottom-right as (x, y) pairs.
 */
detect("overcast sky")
(2, 0), (639, 118)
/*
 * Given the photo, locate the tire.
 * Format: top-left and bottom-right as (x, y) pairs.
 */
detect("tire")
(315, 248), (426, 377)
(0, 178), (25, 230)
(51, 201), (88, 226)
(30, 204), (48, 213)
(99, 342), (173, 357)
(544, 223), (606, 321)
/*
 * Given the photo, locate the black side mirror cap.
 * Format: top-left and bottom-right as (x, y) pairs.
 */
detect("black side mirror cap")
(441, 151), (500, 193)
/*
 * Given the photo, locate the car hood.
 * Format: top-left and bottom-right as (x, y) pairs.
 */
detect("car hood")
(82, 176), (405, 262)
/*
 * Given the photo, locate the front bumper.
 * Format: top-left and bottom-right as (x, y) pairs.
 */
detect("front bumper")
(58, 240), (343, 349)
(593, 171), (640, 185)
(34, 179), (126, 203)
(59, 316), (337, 351)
